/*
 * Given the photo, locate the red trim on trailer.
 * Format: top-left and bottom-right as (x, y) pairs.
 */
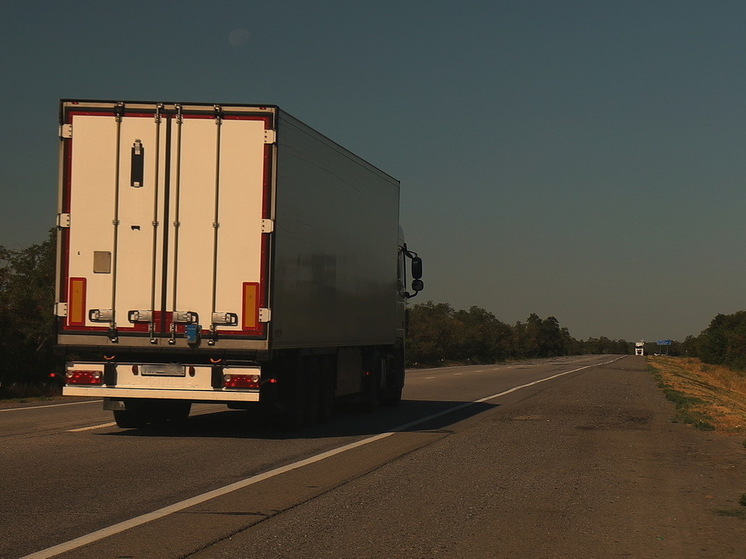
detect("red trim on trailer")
(222, 115), (272, 124)
(214, 114), (273, 339)
(59, 104), (275, 341)
(262, 143), (273, 218)
(59, 122), (73, 306)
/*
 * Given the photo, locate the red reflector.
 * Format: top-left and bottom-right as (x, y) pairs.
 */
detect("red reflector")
(223, 374), (260, 389)
(66, 370), (103, 385)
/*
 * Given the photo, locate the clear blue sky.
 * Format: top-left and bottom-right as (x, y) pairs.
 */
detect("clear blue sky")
(2, 0), (746, 343)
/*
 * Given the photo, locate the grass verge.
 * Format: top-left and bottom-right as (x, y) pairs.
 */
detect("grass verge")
(647, 356), (746, 436)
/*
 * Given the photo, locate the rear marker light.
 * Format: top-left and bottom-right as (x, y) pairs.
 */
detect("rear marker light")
(66, 370), (103, 385)
(223, 374), (260, 389)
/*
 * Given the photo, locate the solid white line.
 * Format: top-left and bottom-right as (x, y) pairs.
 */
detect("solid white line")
(21, 357), (621, 559)
(388, 357), (623, 433)
(21, 432), (394, 559)
(0, 400), (101, 413)
(67, 422), (118, 433)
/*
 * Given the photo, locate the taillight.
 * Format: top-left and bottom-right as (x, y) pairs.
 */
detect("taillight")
(223, 374), (260, 389)
(66, 370), (103, 385)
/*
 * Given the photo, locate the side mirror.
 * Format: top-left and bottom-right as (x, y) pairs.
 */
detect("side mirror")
(411, 256), (423, 280)
(400, 245), (424, 298)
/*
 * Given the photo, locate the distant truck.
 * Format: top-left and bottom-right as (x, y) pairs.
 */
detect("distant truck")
(635, 341), (644, 356)
(55, 100), (423, 428)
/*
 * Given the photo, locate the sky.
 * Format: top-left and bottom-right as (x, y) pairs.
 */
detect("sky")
(2, 0), (746, 343)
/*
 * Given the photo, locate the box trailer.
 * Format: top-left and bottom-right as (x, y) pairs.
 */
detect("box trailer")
(55, 100), (423, 428)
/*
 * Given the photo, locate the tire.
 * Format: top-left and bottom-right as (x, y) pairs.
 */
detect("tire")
(278, 354), (305, 431)
(113, 400), (190, 428)
(380, 350), (404, 407)
(380, 380), (403, 407)
(164, 401), (191, 422)
(113, 409), (147, 429)
(317, 358), (335, 423)
(359, 352), (381, 412)
(303, 359), (320, 426)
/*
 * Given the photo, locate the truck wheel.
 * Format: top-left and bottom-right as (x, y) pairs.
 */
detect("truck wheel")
(359, 353), (381, 412)
(165, 401), (191, 422)
(299, 358), (320, 426)
(381, 370), (404, 407)
(281, 405), (305, 431)
(113, 409), (147, 428)
(380, 352), (404, 406)
(280, 360), (306, 431)
(380, 379), (403, 406)
(317, 358), (335, 423)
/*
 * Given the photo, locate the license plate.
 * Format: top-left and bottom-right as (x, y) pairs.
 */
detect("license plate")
(140, 364), (186, 377)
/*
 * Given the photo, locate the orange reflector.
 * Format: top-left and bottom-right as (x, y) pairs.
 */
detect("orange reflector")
(68, 277), (87, 326)
(242, 282), (260, 330)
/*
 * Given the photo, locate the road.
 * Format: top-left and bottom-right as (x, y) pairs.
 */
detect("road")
(1, 355), (743, 558)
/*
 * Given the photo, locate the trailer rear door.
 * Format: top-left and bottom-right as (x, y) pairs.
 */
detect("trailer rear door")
(57, 102), (274, 349)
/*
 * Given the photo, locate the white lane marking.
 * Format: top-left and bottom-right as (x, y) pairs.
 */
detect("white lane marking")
(21, 432), (394, 559)
(21, 356), (622, 559)
(390, 357), (623, 433)
(425, 376), (436, 379)
(0, 400), (101, 413)
(67, 422), (118, 433)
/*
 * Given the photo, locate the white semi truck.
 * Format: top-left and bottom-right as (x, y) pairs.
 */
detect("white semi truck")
(55, 100), (423, 428)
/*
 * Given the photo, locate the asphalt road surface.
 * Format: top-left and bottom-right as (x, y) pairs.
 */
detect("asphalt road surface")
(1, 355), (743, 558)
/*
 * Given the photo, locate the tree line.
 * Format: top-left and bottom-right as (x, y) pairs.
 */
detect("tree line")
(681, 310), (746, 370)
(0, 230), (58, 396)
(405, 301), (631, 367)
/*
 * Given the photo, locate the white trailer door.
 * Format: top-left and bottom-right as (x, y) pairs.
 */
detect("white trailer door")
(59, 102), (273, 347)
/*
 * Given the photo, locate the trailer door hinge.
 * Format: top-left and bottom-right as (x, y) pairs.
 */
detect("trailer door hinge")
(264, 130), (276, 144)
(261, 219), (274, 233)
(57, 213), (71, 228)
(59, 124), (72, 139)
(259, 308), (271, 323)
(55, 302), (68, 317)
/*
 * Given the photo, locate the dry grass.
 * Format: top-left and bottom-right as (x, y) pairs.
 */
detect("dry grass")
(647, 356), (746, 436)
